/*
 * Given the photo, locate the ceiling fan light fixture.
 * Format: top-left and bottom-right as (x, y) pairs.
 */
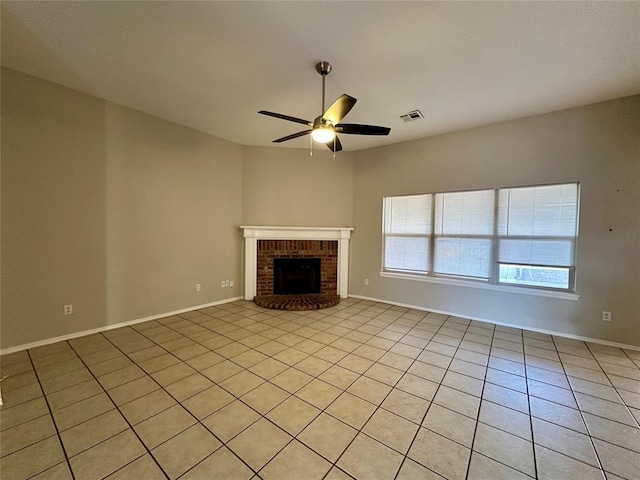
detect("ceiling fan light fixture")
(258, 61), (390, 152)
(311, 126), (335, 143)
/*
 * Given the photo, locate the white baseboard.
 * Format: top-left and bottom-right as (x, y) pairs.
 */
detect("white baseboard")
(348, 294), (640, 352)
(4, 294), (638, 355)
(0, 297), (243, 356)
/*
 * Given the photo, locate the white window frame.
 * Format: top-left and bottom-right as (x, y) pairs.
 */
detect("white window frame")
(432, 189), (496, 281)
(381, 182), (580, 298)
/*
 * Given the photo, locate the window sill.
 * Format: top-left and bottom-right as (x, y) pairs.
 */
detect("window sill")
(379, 271), (580, 301)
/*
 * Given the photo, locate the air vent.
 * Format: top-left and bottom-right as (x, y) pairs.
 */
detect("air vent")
(400, 110), (424, 122)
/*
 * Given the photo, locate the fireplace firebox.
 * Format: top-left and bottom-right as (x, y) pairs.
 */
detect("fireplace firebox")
(274, 258), (321, 295)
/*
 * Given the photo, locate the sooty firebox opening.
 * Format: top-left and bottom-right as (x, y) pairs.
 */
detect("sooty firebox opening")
(274, 258), (321, 295)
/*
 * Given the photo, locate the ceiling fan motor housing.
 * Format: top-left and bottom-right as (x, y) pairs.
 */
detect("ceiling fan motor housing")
(313, 115), (332, 128)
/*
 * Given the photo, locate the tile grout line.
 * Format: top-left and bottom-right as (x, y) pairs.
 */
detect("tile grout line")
(485, 335), (640, 436)
(69, 314), (271, 476)
(250, 304), (425, 479)
(390, 313), (468, 480)
(514, 333), (640, 474)
(94, 303), (349, 478)
(463, 327), (558, 479)
(462, 320), (497, 480)
(464, 331), (612, 474)
(26, 347), (77, 480)
(10, 298), (638, 480)
(219, 304), (640, 478)
(66, 336), (171, 480)
(298, 308), (528, 476)
(136, 300), (380, 476)
(583, 342), (640, 430)
(579, 341), (640, 466)
(96, 323), (265, 479)
(522, 330), (540, 480)
(218, 302), (425, 479)
(11, 300), (396, 476)
(489, 344), (626, 430)
(0, 384), (61, 433)
(200, 300), (394, 479)
(549, 336), (610, 475)
(324, 307), (443, 480)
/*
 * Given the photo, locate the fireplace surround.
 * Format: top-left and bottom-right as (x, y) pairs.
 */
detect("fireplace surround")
(241, 226), (353, 300)
(257, 240), (337, 296)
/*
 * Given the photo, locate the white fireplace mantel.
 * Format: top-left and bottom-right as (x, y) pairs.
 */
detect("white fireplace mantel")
(240, 226), (354, 300)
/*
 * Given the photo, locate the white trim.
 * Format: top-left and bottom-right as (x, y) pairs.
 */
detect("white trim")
(349, 294), (639, 351)
(241, 226), (354, 300)
(240, 226), (355, 233)
(379, 271), (580, 301)
(0, 297), (243, 356)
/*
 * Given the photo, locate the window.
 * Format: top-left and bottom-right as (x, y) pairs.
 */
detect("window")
(382, 182), (580, 292)
(434, 189), (494, 279)
(383, 194), (432, 272)
(497, 183), (579, 290)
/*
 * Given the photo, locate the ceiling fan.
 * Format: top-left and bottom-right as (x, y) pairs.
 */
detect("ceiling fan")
(259, 61), (391, 153)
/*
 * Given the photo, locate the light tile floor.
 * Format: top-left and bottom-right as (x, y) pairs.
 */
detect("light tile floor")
(1, 298), (639, 479)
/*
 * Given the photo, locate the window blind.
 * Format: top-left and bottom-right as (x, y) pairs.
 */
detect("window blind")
(433, 189), (494, 278)
(385, 194), (431, 234)
(497, 184), (578, 267)
(383, 194), (431, 272)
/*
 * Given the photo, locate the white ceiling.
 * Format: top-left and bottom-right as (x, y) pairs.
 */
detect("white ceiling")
(2, 1), (639, 151)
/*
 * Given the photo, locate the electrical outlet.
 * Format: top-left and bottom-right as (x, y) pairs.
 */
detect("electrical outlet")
(196, 284), (201, 292)
(602, 311), (612, 322)
(221, 281), (226, 288)
(364, 278), (369, 285)
(229, 280), (234, 287)
(64, 304), (73, 315)
(224, 280), (230, 287)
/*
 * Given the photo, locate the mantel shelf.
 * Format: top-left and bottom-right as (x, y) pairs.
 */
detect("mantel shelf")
(240, 226), (354, 231)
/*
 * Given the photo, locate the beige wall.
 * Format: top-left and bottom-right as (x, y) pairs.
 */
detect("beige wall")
(104, 104), (243, 325)
(351, 96), (640, 346)
(2, 68), (107, 349)
(242, 146), (353, 227)
(1, 69), (243, 349)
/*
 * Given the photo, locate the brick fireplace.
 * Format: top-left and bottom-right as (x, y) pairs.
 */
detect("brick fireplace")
(241, 226), (354, 300)
(257, 240), (337, 296)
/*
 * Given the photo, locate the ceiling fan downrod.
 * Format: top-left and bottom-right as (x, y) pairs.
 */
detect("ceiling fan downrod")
(315, 61), (332, 116)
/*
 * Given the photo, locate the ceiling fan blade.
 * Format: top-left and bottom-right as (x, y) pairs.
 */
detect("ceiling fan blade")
(335, 123), (391, 136)
(323, 94), (357, 125)
(259, 111), (313, 126)
(325, 135), (343, 153)
(273, 130), (312, 143)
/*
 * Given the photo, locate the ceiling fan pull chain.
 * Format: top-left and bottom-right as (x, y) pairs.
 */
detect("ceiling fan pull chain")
(333, 136), (336, 160)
